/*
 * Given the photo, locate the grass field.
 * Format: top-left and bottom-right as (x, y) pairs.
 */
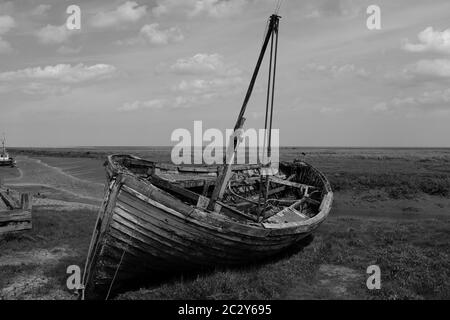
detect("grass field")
(0, 147), (449, 300)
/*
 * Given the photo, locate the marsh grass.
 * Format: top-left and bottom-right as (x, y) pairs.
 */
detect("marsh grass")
(329, 173), (450, 198)
(0, 208), (96, 299)
(118, 217), (450, 300)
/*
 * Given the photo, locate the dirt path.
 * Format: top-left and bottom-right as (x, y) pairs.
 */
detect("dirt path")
(0, 156), (103, 300)
(3, 156), (104, 202)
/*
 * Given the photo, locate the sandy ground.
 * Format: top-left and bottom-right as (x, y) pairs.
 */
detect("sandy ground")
(4, 156), (104, 201)
(0, 156), (103, 300)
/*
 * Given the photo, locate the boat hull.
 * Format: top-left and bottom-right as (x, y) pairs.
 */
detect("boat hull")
(82, 156), (333, 298)
(0, 160), (15, 167)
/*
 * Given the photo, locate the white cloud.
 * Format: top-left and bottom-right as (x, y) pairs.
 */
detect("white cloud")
(173, 77), (244, 95)
(169, 53), (241, 76)
(120, 95), (205, 111)
(0, 15), (15, 54)
(152, 0), (247, 18)
(36, 24), (73, 44)
(91, 1), (147, 28)
(302, 62), (369, 78)
(409, 59), (450, 78)
(117, 23), (183, 46)
(0, 37), (12, 53)
(32, 4), (52, 16)
(403, 27), (450, 54)
(303, 0), (362, 19)
(0, 64), (117, 84)
(22, 82), (71, 96)
(119, 99), (168, 111)
(140, 23), (183, 45)
(122, 75), (244, 112)
(374, 89), (450, 113)
(0, 15), (15, 34)
(123, 53), (244, 112)
(57, 46), (82, 55)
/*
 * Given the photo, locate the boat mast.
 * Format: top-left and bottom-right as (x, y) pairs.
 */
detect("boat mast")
(207, 14), (281, 212)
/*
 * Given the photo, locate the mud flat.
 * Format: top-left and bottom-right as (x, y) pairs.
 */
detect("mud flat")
(2, 156), (104, 203)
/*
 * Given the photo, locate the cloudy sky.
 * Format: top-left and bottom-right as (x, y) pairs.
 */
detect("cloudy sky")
(1, 0), (450, 147)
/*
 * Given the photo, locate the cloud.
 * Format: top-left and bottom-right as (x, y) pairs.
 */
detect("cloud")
(0, 15), (15, 53)
(117, 23), (183, 46)
(32, 4), (52, 16)
(57, 45), (82, 55)
(123, 53), (244, 112)
(0, 15), (15, 34)
(36, 24), (74, 44)
(0, 37), (12, 53)
(140, 23), (183, 45)
(91, 1), (147, 28)
(302, 62), (370, 78)
(169, 53), (241, 76)
(173, 77), (244, 95)
(374, 89), (450, 113)
(120, 75), (244, 112)
(403, 27), (450, 54)
(0, 63), (117, 84)
(120, 95), (208, 111)
(22, 82), (71, 96)
(407, 59), (450, 78)
(304, 0), (362, 19)
(122, 75), (244, 112)
(152, 0), (248, 18)
(119, 99), (168, 111)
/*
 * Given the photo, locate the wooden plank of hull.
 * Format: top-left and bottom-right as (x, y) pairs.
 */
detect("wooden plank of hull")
(117, 189), (299, 248)
(122, 176), (329, 238)
(112, 199), (294, 263)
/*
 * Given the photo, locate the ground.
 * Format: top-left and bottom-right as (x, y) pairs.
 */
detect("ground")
(0, 148), (449, 300)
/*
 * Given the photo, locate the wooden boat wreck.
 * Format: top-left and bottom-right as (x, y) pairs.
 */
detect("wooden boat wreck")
(0, 187), (32, 235)
(82, 14), (333, 299)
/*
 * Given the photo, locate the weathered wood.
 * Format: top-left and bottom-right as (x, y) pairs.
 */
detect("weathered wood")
(20, 194), (32, 210)
(82, 154), (333, 299)
(0, 209), (32, 235)
(0, 190), (18, 209)
(269, 176), (317, 190)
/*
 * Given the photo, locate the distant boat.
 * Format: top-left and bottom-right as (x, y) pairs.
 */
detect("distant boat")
(82, 14), (333, 299)
(0, 136), (16, 167)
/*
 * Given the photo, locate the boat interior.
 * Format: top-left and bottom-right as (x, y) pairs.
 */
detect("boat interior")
(113, 156), (325, 225)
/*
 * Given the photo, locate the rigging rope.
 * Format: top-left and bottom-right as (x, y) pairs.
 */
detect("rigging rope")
(275, 0), (284, 15)
(105, 234), (131, 300)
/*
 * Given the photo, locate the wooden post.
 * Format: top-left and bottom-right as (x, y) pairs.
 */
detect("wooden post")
(20, 193), (32, 211)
